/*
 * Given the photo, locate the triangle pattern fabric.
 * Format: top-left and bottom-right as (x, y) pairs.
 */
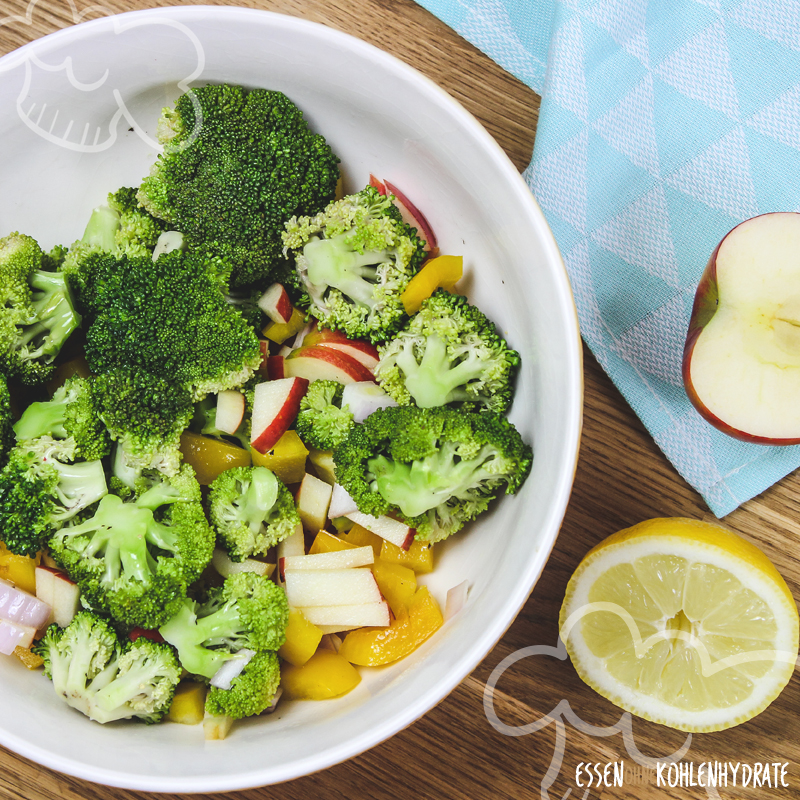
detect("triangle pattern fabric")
(591, 73), (660, 177)
(652, 20), (740, 120)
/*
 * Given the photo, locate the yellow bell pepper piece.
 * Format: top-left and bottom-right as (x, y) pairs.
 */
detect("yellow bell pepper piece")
(179, 431), (251, 485)
(281, 650), (361, 700)
(262, 308), (306, 344)
(380, 539), (434, 574)
(167, 682), (207, 725)
(13, 646), (44, 670)
(250, 430), (308, 485)
(401, 255), (463, 315)
(0, 543), (39, 594)
(372, 559), (416, 617)
(279, 609), (324, 666)
(338, 524), (383, 557)
(309, 531), (357, 555)
(338, 586), (443, 666)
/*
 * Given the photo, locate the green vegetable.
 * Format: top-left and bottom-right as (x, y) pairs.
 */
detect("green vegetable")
(0, 373), (13, 469)
(205, 650), (281, 720)
(0, 441), (107, 556)
(93, 368), (194, 477)
(0, 232), (80, 384)
(13, 376), (111, 461)
(158, 572), (288, 679)
(34, 612), (181, 724)
(284, 186), (426, 343)
(49, 464), (214, 628)
(376, 289), (520, 413)
(137, 84), (340, 288)
(333, 406), (532, 542)
(294, 379), (354, 450)
(208, 466), (300, 562)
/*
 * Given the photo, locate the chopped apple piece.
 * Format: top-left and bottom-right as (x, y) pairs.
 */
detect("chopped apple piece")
(283, 546), (373, 572)
(258, 283), (294, 324)
(297, 602), (390, 629)
(284, 568), (381, 607)
(251, 377), (309, 454)
(278, 523), (306, 560)
(345, 510), (414, 550)
(266, 356), (285, 380)
(307, 448), (336, 485)
(203, 710), (234, 740)
(285, 346), (376, 385)
(262, 307), (306, 344)
(214, 390), (245, 435)
(296, 473), (333, 533)
(302, 328), (380, 370)
(384, 179), (438, 254)
(328, 483), (358, 519)
(211, 549), (274, 579)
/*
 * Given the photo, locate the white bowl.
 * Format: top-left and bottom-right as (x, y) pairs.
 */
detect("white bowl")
(0, 7), (582, 792)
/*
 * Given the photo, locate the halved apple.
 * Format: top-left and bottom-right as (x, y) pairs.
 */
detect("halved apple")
(285, 345), (376, 385)
(683, 212), (800, 443)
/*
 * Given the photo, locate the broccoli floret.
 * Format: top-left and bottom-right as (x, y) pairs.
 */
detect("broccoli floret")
(375, 289), (520, 413)
(12, 376), (111, 461)
(158, 572), (288, 679)
(0, 441), (107, 556)
(294, 379), (354, 450)
(80, 249), (261, 400)
(0, 232), (81, 384)
(34, 611), (181, 724)
(137, 84), (341, 288)
(205, 650), (281, 719)
(284, 186), (426, 343)
(208, 466), (299, 561)
(48, 465), (214, 628)
(0, 373), (12, 469)
(92, 369), (194, 476)
(333, 406), (532, 543)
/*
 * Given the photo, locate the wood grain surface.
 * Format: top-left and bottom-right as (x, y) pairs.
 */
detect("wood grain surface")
(1, 2), (799, 799)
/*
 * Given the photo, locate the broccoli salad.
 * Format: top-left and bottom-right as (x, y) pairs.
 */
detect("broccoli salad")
(0, 83), (531, 737)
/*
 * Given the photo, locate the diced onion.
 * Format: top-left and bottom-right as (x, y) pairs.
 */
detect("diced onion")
(445, 581), (468, 621)
(0, 579), (51, 630)
(210, 649), (256, 690)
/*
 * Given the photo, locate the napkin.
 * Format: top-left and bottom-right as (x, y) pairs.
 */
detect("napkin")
(416, 0), (800, 517)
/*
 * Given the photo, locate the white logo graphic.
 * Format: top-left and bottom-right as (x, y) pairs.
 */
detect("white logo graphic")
(0, 0), (205, 153)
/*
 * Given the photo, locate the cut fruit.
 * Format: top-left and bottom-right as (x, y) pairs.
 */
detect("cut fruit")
(282, 546), (373, 572)
(297, 602), (390, 629)
(302, 328), (379, 370)
(258, 283), (294, 324)
(296, 473), (333, 533)
(262, 308), (306, 345)
(345, 510), (414, 550)
(559, 517), (800, 733)
(683, 212), (800, 443)
(285, 345), (376, 385)
(250, 430), (308, 486)
(214, 391), (245, 435)
(251, 377), (309, 454)
(284, 568), (381, 607)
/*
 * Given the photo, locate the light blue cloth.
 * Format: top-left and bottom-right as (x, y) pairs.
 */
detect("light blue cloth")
(416, 0), (800, 517)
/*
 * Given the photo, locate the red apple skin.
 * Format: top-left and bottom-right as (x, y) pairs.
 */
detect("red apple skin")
(286, 345), (377, 384)
(682, 216), (800, 446)
(251, 377), (309, 454)
(369, 174), (387, 195)
(384, 180), (438, 253)
(259, 283), (294, 324)
(256, 340), (271, 380)
(302, 328), (379, 369)
(267, 356), (285, 381)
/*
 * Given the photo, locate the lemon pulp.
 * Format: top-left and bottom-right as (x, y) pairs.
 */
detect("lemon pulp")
(560, 518), (799, 732)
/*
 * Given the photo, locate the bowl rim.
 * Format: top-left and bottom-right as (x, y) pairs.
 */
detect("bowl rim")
(0, 5), (583, 791)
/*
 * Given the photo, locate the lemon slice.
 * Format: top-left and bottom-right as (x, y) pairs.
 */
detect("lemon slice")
(559, 517), (799, 732)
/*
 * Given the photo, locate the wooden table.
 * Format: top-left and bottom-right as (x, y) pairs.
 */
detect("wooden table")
(1, 2), (798, 798)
